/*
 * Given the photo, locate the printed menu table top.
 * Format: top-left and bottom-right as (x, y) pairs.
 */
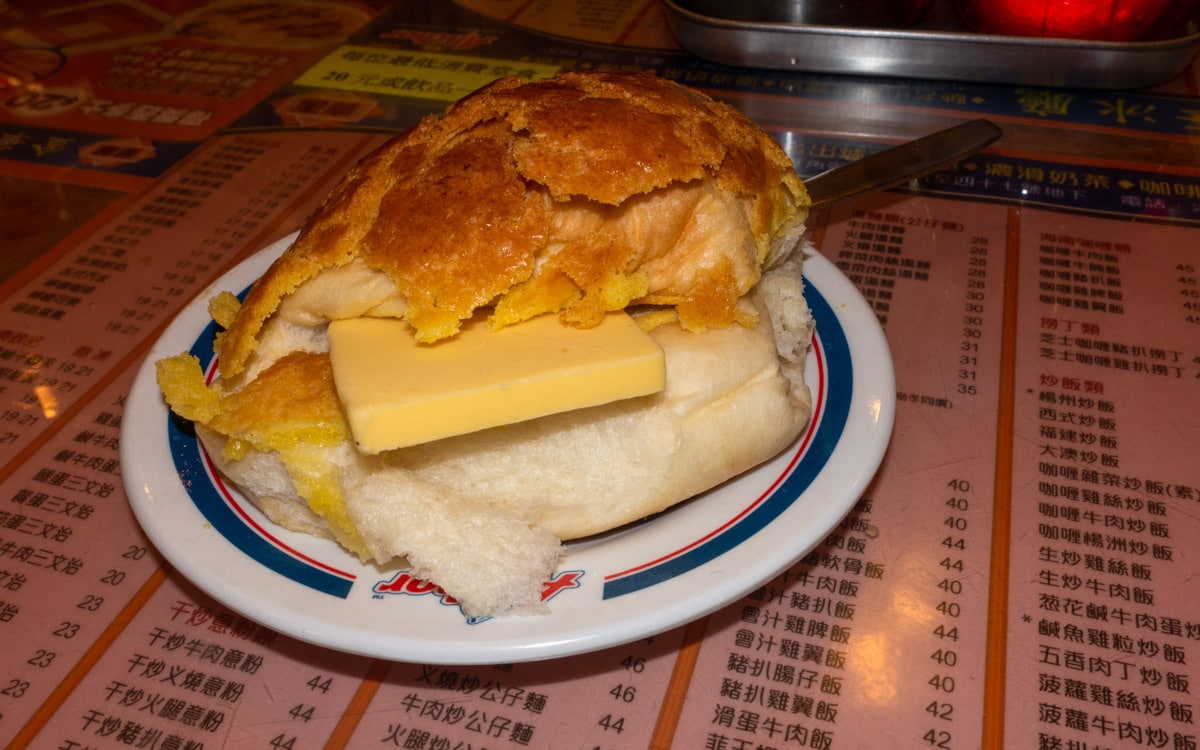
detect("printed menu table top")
(2, 2), (1199, 749)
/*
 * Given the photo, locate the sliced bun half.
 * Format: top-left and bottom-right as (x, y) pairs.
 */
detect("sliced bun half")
(157, 71), (814, 617)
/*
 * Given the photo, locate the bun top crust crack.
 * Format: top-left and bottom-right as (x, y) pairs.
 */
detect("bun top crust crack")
(217, 70), (809, 384)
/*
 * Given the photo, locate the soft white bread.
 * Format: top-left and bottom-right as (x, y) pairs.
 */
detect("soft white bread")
(173, 257), (812, 617)
(156, 71), (814, 617)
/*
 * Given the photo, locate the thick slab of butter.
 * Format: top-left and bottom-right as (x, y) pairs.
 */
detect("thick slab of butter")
(327, 312), (665, 453)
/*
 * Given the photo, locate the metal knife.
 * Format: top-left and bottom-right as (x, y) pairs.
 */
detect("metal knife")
(804, 119), (1003, 209)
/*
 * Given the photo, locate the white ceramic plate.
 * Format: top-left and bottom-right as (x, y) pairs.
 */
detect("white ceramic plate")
(122, 233), (894, 664)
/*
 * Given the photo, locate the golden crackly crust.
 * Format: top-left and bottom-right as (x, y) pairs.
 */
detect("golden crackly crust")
(218, 70), (808, 381)
(207, 351), (348, 452)
(157, 350), (368, 558)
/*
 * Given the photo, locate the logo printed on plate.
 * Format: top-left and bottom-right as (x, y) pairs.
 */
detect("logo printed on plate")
(372, 569), (586, 623)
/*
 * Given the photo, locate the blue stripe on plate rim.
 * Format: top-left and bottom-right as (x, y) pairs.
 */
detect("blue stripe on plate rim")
(165, 274), (849, 604)
(167, 311), (358, 599)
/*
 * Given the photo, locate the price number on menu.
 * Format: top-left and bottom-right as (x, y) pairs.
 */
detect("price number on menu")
(271, 674), (336, 749)
(1, 548), (145, 717)
(1179, 264), (1200, 326)
(922, 478), (974, 748)
(597, 655), (643, 735)
(958, 237), (989, 396)
(590, 647), (659, 748)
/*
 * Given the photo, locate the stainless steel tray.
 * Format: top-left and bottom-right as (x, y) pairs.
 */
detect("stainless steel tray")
(664, 0), (1200, 89)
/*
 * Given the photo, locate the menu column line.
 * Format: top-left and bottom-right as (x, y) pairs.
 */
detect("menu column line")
(649, 616), (709, 748)
(981, 205), (1022, 749)
(322, 658), (390, 749)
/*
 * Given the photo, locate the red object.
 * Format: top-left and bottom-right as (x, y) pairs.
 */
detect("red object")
(955, 0), (1200, 41)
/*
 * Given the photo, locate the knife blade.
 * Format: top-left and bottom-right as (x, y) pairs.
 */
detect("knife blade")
(804, 119), (1003, 209)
